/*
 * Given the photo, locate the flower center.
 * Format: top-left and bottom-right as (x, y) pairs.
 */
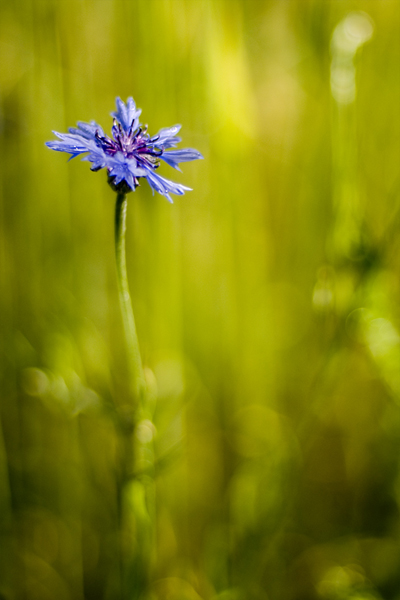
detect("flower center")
(95, 120), (162, 170)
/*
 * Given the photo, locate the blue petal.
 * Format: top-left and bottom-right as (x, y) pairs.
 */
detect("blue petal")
(45, 140), (87, 155)
(82, 149), (107, 171)
(68, 120), (105, 139)
(46, 131), (97, 155)
(108, 152), (147, 176)
(156, 124), (182, 141)
(161, 148), (204, 170)
(154, 124), (182, 149)
(111, 97), (142, 132)
(106, 152), (147, 189)
(161, 137), (182, 149)
(145, 170), (192, 203)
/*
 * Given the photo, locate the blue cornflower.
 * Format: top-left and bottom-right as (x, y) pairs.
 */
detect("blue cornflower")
(46, 97), (203, 203)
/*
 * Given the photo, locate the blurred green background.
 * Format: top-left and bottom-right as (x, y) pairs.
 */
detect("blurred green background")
(0, 0), (399, 599)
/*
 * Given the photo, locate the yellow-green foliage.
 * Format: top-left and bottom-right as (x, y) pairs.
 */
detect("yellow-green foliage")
(0, 1), (399, 599)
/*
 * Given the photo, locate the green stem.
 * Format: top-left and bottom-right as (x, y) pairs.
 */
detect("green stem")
(115, 192), (146, 405)
(114, 192), (155, 598)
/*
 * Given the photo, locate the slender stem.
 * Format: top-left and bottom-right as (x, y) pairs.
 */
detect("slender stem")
(114, 192), (155, 599)
(115, 192), (146, 405)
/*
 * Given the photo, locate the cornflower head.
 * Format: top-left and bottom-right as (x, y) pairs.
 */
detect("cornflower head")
(46, 97), (203, 202)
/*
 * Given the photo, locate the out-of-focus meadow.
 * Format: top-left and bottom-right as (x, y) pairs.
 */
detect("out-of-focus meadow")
(0, 0), (399, 598)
